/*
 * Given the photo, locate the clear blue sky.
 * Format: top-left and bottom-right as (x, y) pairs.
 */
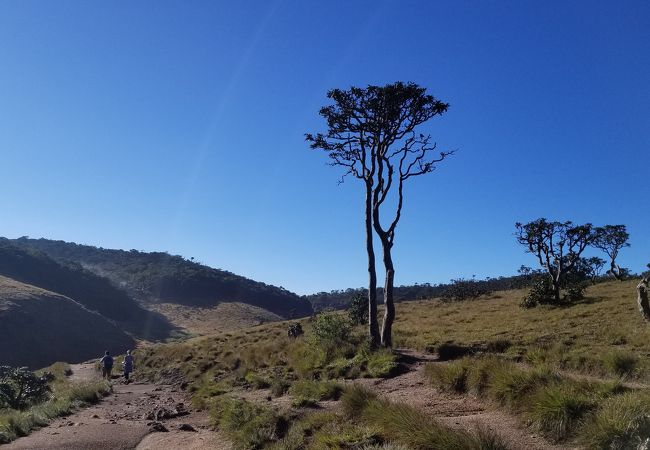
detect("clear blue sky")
(1, 1), (648, 295)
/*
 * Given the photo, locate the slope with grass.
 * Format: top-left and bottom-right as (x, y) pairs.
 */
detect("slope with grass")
(0, 239), (175, 340)
(10, 237), (312, 319)
(392, 279), (650, 380)
(0, 275), (136, 369)
(134, 278), (650, 449)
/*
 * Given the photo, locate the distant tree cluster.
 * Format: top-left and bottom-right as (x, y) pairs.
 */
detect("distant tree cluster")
(515, 219), (630, 307)
(439, 277), (493, 302)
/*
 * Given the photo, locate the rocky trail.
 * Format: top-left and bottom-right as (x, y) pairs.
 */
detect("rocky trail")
(4, 351), (577, 450)
(3, 363), (231, 450)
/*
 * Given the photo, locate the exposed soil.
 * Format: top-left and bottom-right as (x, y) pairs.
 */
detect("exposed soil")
(5, 350), (582, 450)
(3, 363), (230, 450)
(350, 349), (578, 450)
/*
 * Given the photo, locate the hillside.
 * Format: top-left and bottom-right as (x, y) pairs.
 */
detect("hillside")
(0, 275), (135, 369)
(0, 240), (175, 340)
(134, 278), (650, 449)
(10, 237), (312, 319)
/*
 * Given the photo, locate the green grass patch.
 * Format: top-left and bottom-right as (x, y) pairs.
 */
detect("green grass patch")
(289, 379), (342, 407)
(426, 357), (648, 444)
(210, 396), (284, 449)
(341, 384), (509, 449)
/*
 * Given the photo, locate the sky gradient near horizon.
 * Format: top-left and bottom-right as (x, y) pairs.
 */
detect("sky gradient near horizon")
(1, 1), (649, 295)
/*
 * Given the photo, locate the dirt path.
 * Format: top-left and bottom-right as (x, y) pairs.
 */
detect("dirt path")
(350, 349), (577, 450)
(3, 363), (231, 450)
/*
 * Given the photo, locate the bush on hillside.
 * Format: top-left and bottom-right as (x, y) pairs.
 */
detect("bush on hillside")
(310, 311), (354, 361)
(347, 293), (368, 326)
(0, 366), (50, 410)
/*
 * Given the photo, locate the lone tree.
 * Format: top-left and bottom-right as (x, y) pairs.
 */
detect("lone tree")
(515, 219), (597, 302)
(308, 82), (451, 347)
(593, 225), (630, 280)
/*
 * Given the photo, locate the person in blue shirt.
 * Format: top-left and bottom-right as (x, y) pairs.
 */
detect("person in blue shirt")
(99, 351), (114, 380)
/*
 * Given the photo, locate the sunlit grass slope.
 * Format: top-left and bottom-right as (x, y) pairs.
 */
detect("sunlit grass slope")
(393, 279), (649, 379)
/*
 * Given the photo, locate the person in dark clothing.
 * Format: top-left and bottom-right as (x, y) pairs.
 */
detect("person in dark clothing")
(99, 351), (114, 380)
(122, 350), (134, 383)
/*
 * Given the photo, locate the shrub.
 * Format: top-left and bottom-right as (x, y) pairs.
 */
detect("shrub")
(244, 371), (270, 389)
(311, 311), (352, 345)
(521, 278), (555, 308)
(348, 293), (368, 326)
(270, 376), (291, 398)
(0, 366), (51, 410)
(564, 283), (585, 302)
(287, 323), (303, 339)
(310, 311), (354, 362)
(211, 397), (283, 448)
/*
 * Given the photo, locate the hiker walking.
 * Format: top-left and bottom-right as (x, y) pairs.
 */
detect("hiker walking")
(122, 350), (134, 383)
(99, 351), (114, 380)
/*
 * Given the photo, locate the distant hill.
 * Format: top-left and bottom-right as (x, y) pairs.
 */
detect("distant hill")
(9, 237), (312, 319)
(0, 239), (175, 340)
(0, 275), (135, 369)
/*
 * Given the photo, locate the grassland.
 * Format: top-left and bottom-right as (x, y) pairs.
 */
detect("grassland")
(137, 278), (650, 448)
(393, 279), (650, 380)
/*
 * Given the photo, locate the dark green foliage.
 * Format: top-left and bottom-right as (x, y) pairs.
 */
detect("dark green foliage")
(287, 323), (303, 338)
(0, 366), (50, 410)
(347, 293), (368, 325)
(440, 277), (493, 301)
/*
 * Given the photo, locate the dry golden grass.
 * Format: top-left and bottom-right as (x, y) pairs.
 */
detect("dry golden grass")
(149, 301), (283, 336)
(392, 279), (650, 379)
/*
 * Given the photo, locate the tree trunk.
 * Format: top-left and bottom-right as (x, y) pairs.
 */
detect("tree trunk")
(365, 185), (380, 348)
(638, 278), (650, 322)
(610, 263), (624, 281)
(380, 239), (395, 348)
(552, 275), (561, 302)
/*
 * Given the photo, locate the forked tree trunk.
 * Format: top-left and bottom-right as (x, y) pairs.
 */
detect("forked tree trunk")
(610, 263), (624, 281)
(638, 278), (650, 322)
(380, 239), (395, 347)
(365, 185), (380, 348)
